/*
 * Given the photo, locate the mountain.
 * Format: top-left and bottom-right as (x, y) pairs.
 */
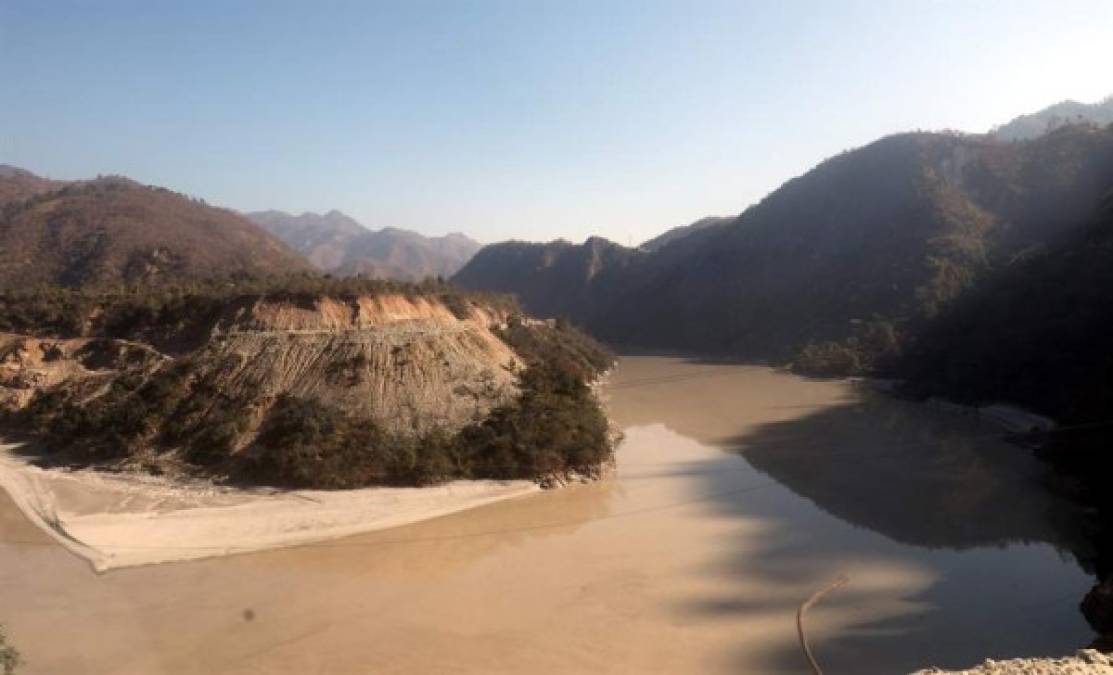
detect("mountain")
(897, 193), (1113, 424)
(0, 164), (61, 204)
(639, 215), (731, 252)
(0, 171), (310, 288)
(453, 236), (644, 321)
(246, 210), (482, 281)
(245, 210), (366, 269)
(991, 96), (1113, 141)
(334, 227), (482, 280)
(455, 126), (1113, 365)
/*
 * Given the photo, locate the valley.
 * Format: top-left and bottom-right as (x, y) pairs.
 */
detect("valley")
(3, 8), (1113, 668)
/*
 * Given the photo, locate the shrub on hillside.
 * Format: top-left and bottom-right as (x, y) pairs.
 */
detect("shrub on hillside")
(0, 625), (21, 675)
(233, 359), (612, 489)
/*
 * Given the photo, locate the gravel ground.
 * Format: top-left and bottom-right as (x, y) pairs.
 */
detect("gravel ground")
(915, 650), (1113, 674)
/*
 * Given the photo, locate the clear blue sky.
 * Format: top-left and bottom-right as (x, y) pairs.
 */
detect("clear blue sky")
(2, 1), (1111, 244)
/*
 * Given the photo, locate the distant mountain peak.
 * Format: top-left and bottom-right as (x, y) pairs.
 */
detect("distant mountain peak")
(246, 211), (481, 280)
(991, 95), (1113, 141)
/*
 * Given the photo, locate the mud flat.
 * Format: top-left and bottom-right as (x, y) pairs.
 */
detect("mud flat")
(0, 447), (537, 571)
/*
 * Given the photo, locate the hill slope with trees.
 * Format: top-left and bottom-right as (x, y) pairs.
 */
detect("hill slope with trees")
(896, 193), (1113, 424)
(0, 276), (614, 489)
(0, 171), (310, 288)
(456, 126), (1113, 369)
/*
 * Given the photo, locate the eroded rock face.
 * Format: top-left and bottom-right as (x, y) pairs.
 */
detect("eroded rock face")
(195, 294), (523, 434)
(0, 293), (522, 445)
(914, 649), (1113, 674)
(0, 335), (166, 410)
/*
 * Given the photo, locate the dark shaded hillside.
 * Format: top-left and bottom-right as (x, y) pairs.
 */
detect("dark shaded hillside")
(456, 126), (1113, 367)
(453, 237), (644, 321)
(247, 210), (482, 280)
(639, 215), (732, 252)
(0, 176), (310, 288)
(897, 195), (1113, 424)
(608, 127), (1113, 359)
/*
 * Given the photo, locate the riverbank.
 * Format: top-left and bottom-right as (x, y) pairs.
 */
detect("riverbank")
(0, 443), (538, 572)
(851, 378), (1058, 433)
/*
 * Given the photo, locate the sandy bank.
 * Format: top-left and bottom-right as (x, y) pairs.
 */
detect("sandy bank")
(914, 649), (1113, 674)
(0, 444), (538, 572)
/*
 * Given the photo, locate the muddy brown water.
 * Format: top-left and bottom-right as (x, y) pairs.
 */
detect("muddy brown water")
(0, 356), (1097, 674)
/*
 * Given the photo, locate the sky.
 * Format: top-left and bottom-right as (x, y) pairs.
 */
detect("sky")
(2, 1), (1112, 245)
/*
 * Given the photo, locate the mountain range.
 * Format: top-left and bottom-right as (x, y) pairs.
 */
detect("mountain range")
(246, 210), (482, 281)
(454, 124), (1113, 371)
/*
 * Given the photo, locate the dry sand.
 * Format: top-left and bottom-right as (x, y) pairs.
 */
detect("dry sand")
(0, 449), (537, 571)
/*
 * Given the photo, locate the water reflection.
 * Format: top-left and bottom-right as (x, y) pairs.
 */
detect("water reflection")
(608, 357), (1096, 672)
(730, 392), (1096, 558)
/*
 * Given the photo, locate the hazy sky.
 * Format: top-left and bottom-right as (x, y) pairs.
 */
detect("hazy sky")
(2, 1), (1111, 244)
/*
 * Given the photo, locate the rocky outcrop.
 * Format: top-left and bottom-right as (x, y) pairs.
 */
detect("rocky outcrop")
(193, 293), (523, 434)
(0, 285), (615, 488)
(1, 293), (521, 438)
(0, 335), (165, 410)
(914, 649), (1113, 674)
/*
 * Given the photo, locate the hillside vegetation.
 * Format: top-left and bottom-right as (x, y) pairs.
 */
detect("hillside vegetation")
(0, 276), (613, 489)
(0, 164), (60, 205)
(0, 171), (310, 288)
(896, 195), (1113, 424)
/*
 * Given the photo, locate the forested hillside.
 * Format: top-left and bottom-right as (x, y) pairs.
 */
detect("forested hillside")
(896, 194), (1113, 423)
(0, 171), (310, 288)
(456, 125), (1113, 371)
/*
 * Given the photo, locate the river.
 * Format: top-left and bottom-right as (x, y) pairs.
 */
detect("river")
(0, 356), (1097, 673)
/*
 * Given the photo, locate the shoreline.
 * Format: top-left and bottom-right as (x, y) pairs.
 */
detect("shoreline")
(0, 361), (619, 574)
(0, 443), (540, 572)
(850, 377), (1058, 433)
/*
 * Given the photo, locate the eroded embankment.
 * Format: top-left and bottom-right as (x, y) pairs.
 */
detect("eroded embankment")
(0, 286), (615, 569)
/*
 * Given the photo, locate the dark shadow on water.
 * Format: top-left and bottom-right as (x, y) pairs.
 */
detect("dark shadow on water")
(728, 392), (1097, 556)
(680, 392), (1099, 673)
